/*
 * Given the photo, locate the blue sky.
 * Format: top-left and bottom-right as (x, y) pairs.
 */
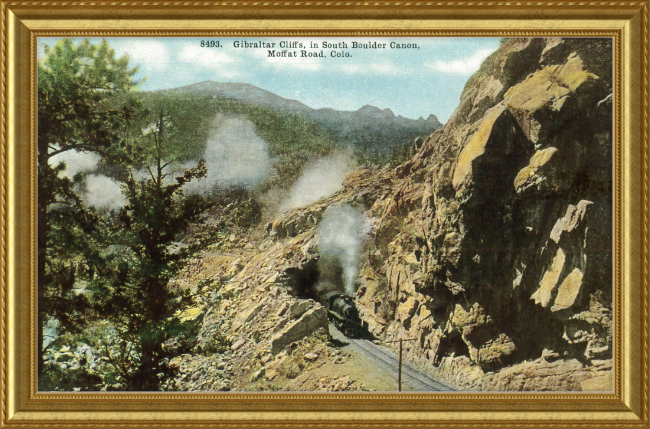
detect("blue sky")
(38, 37), (500, 123)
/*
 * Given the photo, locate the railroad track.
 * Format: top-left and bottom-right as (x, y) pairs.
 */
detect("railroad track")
(349, 337), (454, 392)
(329, 323), (453, 392)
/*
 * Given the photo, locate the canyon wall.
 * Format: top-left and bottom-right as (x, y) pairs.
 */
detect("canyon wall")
(355, 37), (613, 390)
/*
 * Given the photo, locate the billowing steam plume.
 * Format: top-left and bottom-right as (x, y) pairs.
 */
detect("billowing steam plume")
(49, 149), (127, 212)
(49, 149), (101, 179)
(82, 174), (127, 212)
(185, 115), (272, 195)
(280, 155), (355, 212)
(316, 204), (370, 296)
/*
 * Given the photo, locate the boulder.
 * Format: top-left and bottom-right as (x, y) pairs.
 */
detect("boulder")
(232, 302), (264, 331)
(476, 333), (517, 366)
(514, 147), (558, 191)
(250, 368), (265, 382)
(396, 296), (419, 329)
(231, 339), (246, 351)
(289, 300), (313, 319)
(504, 53), (597, 113)
(549, 201), (593, 244)
(450, 303), (491, 336)
(551, 268), (584, 312)
(531, 247), (566, 308)
(270, 306), (328, 355)
(452, 104), (507, 189)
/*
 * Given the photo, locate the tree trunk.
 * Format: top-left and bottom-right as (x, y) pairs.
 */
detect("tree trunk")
(132, 337), (162, 391)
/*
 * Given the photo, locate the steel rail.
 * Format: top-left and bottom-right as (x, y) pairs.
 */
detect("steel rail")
(350, 338), (452, 391)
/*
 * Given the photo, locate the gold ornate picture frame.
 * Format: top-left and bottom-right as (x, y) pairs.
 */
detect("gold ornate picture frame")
(1, 1), (649, 427)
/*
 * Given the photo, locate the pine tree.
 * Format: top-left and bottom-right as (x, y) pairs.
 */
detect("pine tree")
(94, 109), (208, 390)
(37, 38), (139, 378)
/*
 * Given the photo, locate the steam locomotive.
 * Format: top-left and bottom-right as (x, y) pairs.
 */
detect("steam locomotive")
(321, 291), (368, 338)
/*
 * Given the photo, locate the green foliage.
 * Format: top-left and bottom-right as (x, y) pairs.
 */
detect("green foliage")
(37, 38), (140, 378)
(89, 112), (209, 391)
(123, 92), (337, 189)
(160, 316), (205, 355)
(37, 39), (212, 391)
(135, 92), (334, 160)
(38, 38), (139, 157)
(38, 364), (103, 392)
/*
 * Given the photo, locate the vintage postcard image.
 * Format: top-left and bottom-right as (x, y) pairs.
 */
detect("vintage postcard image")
(36, 36), (613, 392)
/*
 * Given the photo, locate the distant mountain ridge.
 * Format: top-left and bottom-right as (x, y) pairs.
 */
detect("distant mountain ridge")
(171, 81), (312, 114)
(164, 81), (442, 157)
(171, 80), (441, 125)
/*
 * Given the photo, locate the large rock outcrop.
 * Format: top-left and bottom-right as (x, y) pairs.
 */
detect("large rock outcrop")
(354, 38), (613, 390)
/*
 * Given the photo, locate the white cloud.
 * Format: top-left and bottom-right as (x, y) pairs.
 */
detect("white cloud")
(427, 48), (495, 75)
(184, 115), (273, 194)
(48, 149), (126, 212)
(114, 40), (171, 71)
(178, 45), (243, 78)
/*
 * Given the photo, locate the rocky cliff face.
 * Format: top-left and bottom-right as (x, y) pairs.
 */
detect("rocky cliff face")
(354, 37), (613, 390)
(183, 38), (613, 391)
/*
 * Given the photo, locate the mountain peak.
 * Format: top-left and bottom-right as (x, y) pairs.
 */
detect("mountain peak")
(150, 81), (441, 139)
(168, 81), (312, 113)
(357, 104), (382, 113)
(356, 105), (396, 118)
(426, 114), (442, 127)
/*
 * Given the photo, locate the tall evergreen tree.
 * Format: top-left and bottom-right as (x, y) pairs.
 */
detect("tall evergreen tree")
(95, 109), (207, 390)
(37, 39), (139, 377)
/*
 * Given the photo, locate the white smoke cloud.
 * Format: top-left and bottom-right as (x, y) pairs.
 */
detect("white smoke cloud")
(49, 149), (101, 179)
(280, 154), (355, 212)
(316, 204), (370, 296)
(185, 115), (272, 195)
(48, 150), (127, 212)
(82, 174), (127, 212)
